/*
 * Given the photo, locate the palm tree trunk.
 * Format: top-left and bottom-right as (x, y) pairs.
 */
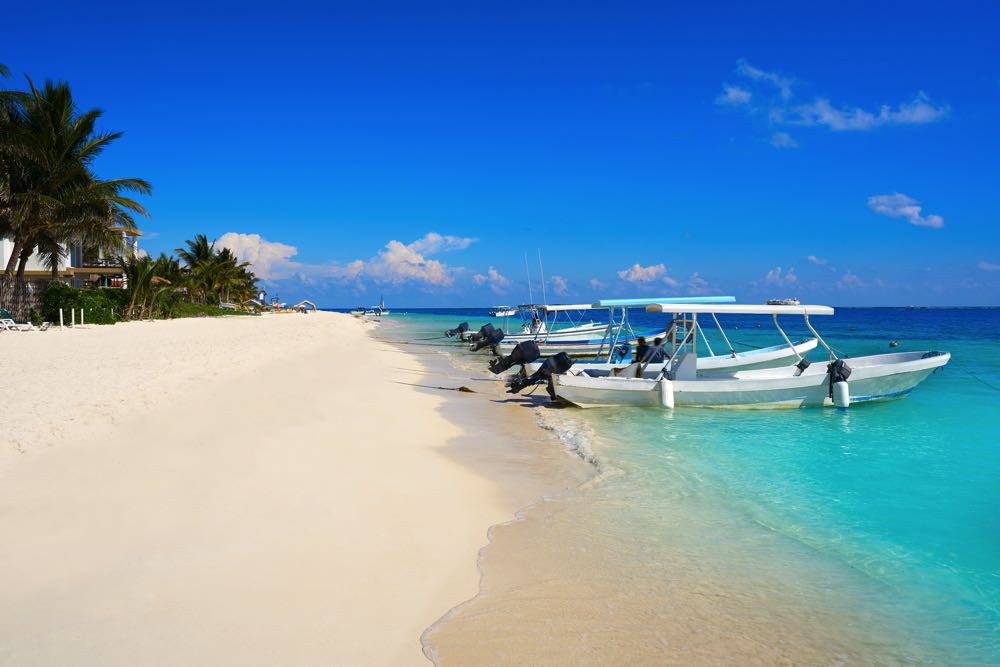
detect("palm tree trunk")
(4, 246), (35, 320)
(3, 237), (24, 277)
(16, 245), (32, 281)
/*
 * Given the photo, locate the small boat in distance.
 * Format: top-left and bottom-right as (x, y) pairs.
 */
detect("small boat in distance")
(489, 306), (517, 317)
(767, 298), (800, 306)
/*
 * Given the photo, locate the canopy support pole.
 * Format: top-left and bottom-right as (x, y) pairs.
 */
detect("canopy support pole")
(772, 314), (805, 363)
(803, 314), (838, 360)
(696, 320), (715, 357)
(711, 313), (738, 357)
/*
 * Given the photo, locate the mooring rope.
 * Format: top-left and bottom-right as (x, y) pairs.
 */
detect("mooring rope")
(964, 370), (1000, 392)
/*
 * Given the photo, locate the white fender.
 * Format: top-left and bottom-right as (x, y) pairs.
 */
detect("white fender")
(833, 381), (850, 409)
(658, 377), (675, 409)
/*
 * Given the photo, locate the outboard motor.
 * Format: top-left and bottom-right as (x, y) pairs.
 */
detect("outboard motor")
(507, 352), (574, 400)
(488, 340), (540, 374)
(827, 359), (852, 409)
(470, 327), (505, 352)
(467, 323), (495, 343)
(444, 322), (469, 338)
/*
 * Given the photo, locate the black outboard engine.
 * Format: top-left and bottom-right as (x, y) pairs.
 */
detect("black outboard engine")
(488, 340), (540, 374)
(470, 326), (505, 352)
(444, 322), (469, 338)
(507, 352), (574, 400)
(467, 323), (495, 343)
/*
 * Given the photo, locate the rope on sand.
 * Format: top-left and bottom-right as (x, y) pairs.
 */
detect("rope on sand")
(393, 381), (476, 393)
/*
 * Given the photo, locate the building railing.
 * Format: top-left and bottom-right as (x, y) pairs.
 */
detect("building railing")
(77, 256), (125, 268)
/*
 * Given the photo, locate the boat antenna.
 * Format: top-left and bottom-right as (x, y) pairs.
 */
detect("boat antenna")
(524, 253), (533, 304)
(537, 248), (547, 305)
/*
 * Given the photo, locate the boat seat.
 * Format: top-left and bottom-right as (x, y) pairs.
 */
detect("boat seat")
(611, 362), (643, 378)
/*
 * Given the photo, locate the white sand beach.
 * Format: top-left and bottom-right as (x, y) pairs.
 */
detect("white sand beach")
(0, 312), (562, 665)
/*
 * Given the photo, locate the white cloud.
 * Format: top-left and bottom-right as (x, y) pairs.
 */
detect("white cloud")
(661, 274), (681, 288)
(717, 60), (949, 139)
(218, 232), (363, 283)
(867, 193), (944, 228)
(472, 266), (511, 295)
(218, 230), (471, 288)
(367, 240), (451, 286)
(791, 92), (948, 131)
(551, 275), (569, 296)
(806, 255), (827, 265)
(736, 59), (793, 101)
(763, 266), (798, 286)
(409, 232), (477, 254)
(685, 272), (712, 295)
(770, 131), (798, 149)
(218, 233), (298, 280)
(589, 278), (606, 290)
(978, 261), (1000, 272)
(716, 85), (752, 106)
(837, 271), (865, 288)
(618, 263), (666, 283)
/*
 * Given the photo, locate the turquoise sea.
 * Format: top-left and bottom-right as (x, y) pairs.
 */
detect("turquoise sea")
(350, 307), (999, 663)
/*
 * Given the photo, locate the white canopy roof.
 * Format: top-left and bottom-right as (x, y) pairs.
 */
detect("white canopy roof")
(645, 303), (835, 316)
(593, 296), (736, 307)
(537, 303), (599, 312)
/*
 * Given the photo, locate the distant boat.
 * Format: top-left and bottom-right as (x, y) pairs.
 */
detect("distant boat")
(767, 298), (800, 306)
(489, 306), (517, 317)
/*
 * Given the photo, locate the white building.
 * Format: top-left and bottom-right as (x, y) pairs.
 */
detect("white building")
(0, 230), (141, 288)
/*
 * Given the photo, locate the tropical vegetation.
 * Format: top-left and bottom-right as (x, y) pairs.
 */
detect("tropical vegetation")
(2, 63), (259, 323)
(1, 66), (150, 319)
(39, 236), (260, 325)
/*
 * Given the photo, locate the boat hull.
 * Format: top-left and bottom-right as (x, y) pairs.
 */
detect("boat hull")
(461, 322), (608, 344)
(553, 351), (950, 409)
(521, 339), (819, 374)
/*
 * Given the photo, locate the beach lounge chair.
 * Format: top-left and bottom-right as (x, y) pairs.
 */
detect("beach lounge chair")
(0, 318), (32, 331)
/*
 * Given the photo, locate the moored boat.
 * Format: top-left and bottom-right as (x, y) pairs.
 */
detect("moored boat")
(542, 303), (950, 410)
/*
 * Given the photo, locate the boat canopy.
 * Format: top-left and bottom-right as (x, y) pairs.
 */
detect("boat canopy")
(644, 303), (834, 316)
(592, 296), (736, 308)
(537, 303), (599, 312)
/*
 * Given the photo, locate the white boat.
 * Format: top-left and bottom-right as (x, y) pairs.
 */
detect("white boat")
(550, 303), (950, 409)
(486, 297), (741, 351)
(768, 298), (800, 306)
(501, 297), (817, 374)
(523, 339), (819, 375)
(469, 303), (608, 347)
(489, 306), (517, 317)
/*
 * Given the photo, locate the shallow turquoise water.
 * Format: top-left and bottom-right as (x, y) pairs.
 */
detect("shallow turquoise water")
(365, 308), (1000, 663)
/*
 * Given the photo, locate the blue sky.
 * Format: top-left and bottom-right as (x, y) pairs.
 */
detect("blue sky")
(5, 1), (999, 306)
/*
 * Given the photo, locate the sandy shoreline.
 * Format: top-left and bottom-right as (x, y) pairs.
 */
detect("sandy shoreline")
(0, 312), (574, 665)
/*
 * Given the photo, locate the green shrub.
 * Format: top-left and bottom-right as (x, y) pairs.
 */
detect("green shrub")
(42, 282), (122, 325)
(171, 302), (257, 318)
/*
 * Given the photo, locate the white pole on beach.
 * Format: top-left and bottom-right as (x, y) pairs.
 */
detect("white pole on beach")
(81, 308), (85, 327)
(59, 308), (64, 331)
(71, 309), (75, 327)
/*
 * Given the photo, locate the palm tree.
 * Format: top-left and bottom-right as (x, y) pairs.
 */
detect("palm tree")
(0, 78), (150, 317)
(120, 252), (177, 320)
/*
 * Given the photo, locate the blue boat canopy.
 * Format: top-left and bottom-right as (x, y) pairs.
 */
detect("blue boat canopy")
(592, 296), (737, 308)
